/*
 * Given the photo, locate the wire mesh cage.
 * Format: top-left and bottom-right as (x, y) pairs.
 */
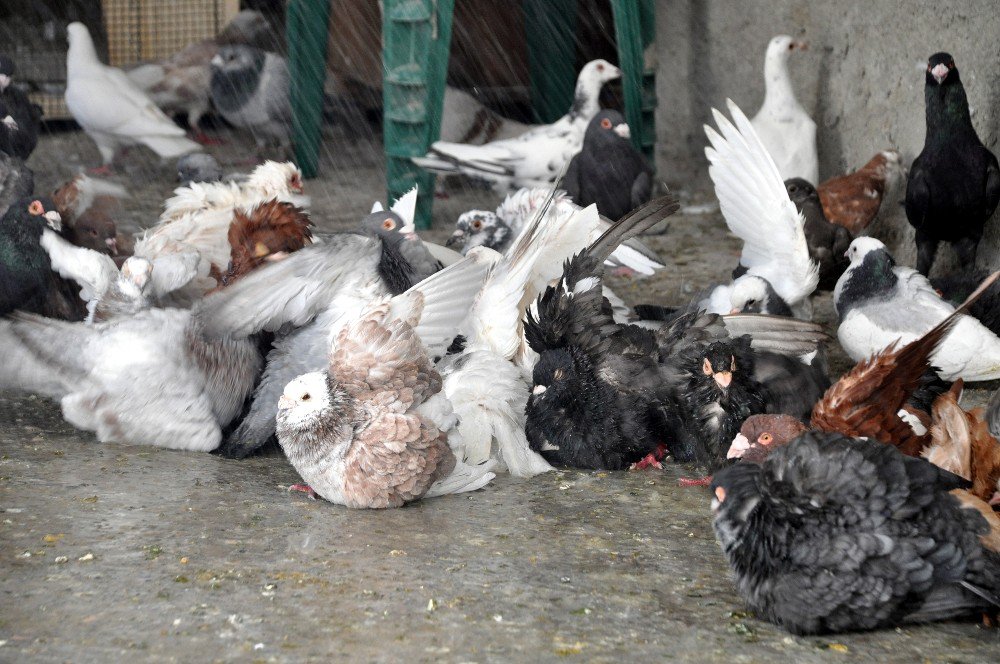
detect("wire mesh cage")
(102, 0), (240, 66)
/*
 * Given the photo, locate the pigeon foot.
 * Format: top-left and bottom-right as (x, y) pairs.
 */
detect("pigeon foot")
(628, 443), (668, 471)
(288, 484), (318, 500)
(678, 476), (712, 487)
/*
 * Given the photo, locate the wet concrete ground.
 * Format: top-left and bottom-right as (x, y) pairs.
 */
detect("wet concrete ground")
(2, 127), (999, 661)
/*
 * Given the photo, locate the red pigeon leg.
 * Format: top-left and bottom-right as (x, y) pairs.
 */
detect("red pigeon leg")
(678, 476), (712, 487)
(628, 443), (668, 471)
(288, 484), (319, 500)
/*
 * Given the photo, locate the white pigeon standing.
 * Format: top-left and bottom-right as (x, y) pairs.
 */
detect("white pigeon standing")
(834, 237), (1000, 382)
(750, 35), (818, 184)
(699, 99), (819, 319)
(411, 59), (621, 191)
(65, 22), (200, 168)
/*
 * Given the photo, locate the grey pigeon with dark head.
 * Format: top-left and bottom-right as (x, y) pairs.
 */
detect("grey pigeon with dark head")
(210, 44), (291, 150)
(563, 109), (653, 221)
(711, 431), (1000, 634)
(905, 52), (1000, 276)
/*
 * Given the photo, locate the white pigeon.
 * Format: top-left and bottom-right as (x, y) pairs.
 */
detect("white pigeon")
(64, 22), (200, 166)
(411, 59), (621, 190)
(700, 99), (819, 319)
(750, 35), (818, 184)
(132, 160), (307, 301)
(447, 187), (665, 277)
(834, 237), (1000, 382)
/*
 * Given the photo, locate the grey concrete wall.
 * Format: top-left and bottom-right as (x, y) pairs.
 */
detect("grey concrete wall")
(654, 0), (1000, 273)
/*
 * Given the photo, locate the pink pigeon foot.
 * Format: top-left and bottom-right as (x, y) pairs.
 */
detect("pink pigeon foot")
(288, 484), (319, 500)
(678, 476), (712, 487)
(628, 443), (668, 471)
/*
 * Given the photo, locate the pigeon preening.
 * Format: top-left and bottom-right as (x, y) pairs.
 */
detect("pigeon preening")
(750, 36), (817, 185)
(562, 110), (654, 221)
(818, 150), (905, 236)
(785, 177), (852, 291)
(711, 431), (1000, 635)
(0, 54), (42, 161)
(276, 255), (498, 509)
(412, 59), (621, 191)
(64, 23), (200, 168)
(906, 52), (1000, 276)
(699, 100), (819, 319)
(210, 44), (292, 152)
(834, 237), (1000, 382)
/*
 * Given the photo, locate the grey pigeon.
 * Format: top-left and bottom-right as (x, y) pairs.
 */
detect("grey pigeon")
(711, 431), (1000, 634)
(563, 109), (653, 221)
(906, 52), (1000, 276)
(359, 209), (441, 283)
(210, 44), (291, 150)
(0, 54), (42, 160)
(177, 152), (224, 184)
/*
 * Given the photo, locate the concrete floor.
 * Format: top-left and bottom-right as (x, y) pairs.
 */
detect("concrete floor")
(2, 126), (999, 661)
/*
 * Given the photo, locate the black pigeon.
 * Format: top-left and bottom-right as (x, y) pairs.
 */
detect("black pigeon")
(0, 197), (68, 316)
(0, 55), (42, 160)
(524, 197), (681, 470)
(711, 431), (1000, 635)
(905, 52), (1000, 276)
(753, 349), (830, 422)
(563, 110), (653, 221)
(932, 267), (1000, 336)
(785, 177), (852, 291)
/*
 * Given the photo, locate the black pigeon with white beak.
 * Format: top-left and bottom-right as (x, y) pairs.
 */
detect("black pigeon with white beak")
(905, 52), (1000, 276)
(563, 109), (654, 221)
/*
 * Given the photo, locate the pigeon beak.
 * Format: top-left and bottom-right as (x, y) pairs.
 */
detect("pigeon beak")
(608, 64), (622, 79)
(2, 115), (16, 130)
(43, 210), (63, 231)
(532, 384), (547, 395)
(613, 123), (631, 140)
(727, 433), (750, 459)
(404, 232), (419, 241)
(210, 54), (224, 67)
(0, 74), (10, 90)
(105, 237), (118, 255)
(930, 63), (949, 85)
(793, 40), (808, 51)
(728, 307), (742, 315)
(278, 395), (292, 409)
(253, 241), (270, 258)
(265, 251), (289, 262)
(445, 230), (464, 248)
(713, 371), (732, 389)
(990, 491), (1000, 507)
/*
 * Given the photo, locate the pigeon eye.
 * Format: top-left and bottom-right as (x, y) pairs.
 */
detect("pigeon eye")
(596, 63), (605, 72)
(714, 486), (726, 502)
(301, 393), (311, 402)
(382, 218), (395, 230)
(947, 61), (954, 69)
(787, 43), (794, 50)
(90, 229), (98, 236)
(600, 118), (612, 129)
(28, 200), (44, 215)
(472, 220), (483, 231)
(746, 299), (756, 306)
(702, 358), (713, 375)
(759, 433), (773, 444)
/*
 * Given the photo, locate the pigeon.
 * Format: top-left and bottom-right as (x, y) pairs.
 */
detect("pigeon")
(727, 275), (794, 317)
(562, 110), (654, 221)
(134, 161), (306, 301)
(0, 152), (33, 218)
(209, 204), (465, 459)
(276, 256), (498, 508)
(750, 36), (817, 184)
(177, 153), (224, 184)
(0, 197), (66, 315)
(360, 188), (442, 284)
(126, 10), (271, 141)
(700, 100), (819, 319)
(785, 177), (852, 291)
(932, 267), (1000, 336)
(412, 60), (622, 191)
(52, 175), (129, 257)
(0, 54), (42, 160)
(906, 52), (1000, 276)
(818, 150), (905, 235)
(440, 86), (533, 145)
(447, 188), (665, 276)
(210, 44), (291, 151)
(834, 237), (1000, 382)
(711, 431), (1000, 635)
(64, 23), (200, 168)
(214, 199), (313, 288)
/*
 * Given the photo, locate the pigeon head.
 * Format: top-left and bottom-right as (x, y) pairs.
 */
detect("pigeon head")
(447, 210), (505, 253)
(784, 177), (819, 206)
(120, 257), (153, 296)
(12, 196), (62, 232)
(530, 348), (585, 404)
(699, 341), (741, 390)
(247, 161), (304, 196)
(569, 60), (622, 121)
(844, 236), (888, 265)
(66, 23), (100, 70)
(210, 44), (267, 113)
(727, 414), (808, 463)
(586, 110), (631, 144)
(710, 461), (764, 557)
(835, 237), (898, 319)
(729, 275), (773, 315)
(177, 153), (223, 184)
(766, 35), (808, 61)
(579, 59), (622, 86)
(926, 52), (959, 87)
(277, 372), (337, 433)
(360, 210), (413, 246)
(0, 54), (14, 90)
(67, 206), (118, 255)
